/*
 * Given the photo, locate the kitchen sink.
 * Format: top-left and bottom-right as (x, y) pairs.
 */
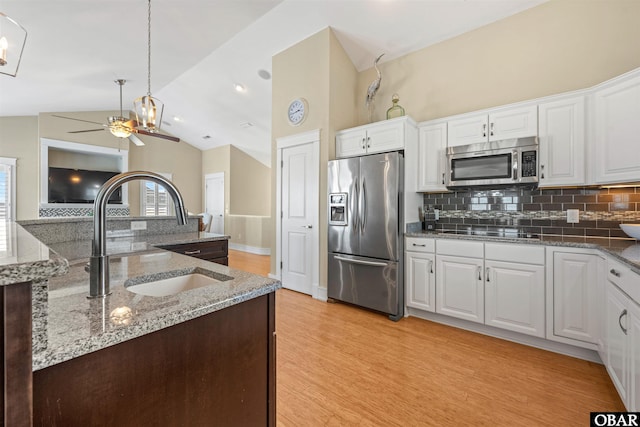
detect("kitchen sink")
(125, 267), (233, 297)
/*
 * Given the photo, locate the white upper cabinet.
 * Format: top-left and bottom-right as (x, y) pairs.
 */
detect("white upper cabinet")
(336, 116), (414, 158)
(593, 70), (640, 184)
(447, 105), (538, 147)
(538, 95), (586, 187)
(417, 121), (448, 192)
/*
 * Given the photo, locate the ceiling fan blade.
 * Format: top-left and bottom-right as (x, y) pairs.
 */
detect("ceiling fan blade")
(135, 129), (180, 143)
(52, 115), (107, 126)
(129, 134), (145, 147)
(69, 129), (105, 133)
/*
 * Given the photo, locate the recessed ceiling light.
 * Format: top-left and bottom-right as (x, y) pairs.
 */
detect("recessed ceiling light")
(258, 69), (271, 80)
(173, 116), (183, 122)
(234, 83), (245, 92)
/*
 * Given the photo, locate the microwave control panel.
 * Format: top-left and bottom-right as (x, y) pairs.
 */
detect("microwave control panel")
(521, 150), (537, 178)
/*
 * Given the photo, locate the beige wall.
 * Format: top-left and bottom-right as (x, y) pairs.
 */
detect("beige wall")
(0, 111), (203, 219)
(356, 0), (640, 125)
(270, 0), (640, 281)
(0, 116), (40, 219)
(271, 28), (358, 281)
(229, 145), (270, 216)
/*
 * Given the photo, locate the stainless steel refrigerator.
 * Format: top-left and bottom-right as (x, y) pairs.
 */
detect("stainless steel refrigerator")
(327, 151), (404, 321)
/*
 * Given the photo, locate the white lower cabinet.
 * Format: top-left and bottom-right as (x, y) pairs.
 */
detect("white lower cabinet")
(602, 257), (640, 411)
(484, 260), (545, 337)
(605, 281), (631, 407)
(406, 251), (436, 312)
(547, 250), (600, 347)
(436, 255), (484, 323)
(435, 240), (485, 323)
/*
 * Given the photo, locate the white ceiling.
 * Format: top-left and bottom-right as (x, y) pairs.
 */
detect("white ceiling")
(0, 0), (546, 166)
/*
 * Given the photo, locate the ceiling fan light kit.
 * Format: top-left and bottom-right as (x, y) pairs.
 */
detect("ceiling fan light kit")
(0, 12), (27, 77)
(133, 0), (164, 132)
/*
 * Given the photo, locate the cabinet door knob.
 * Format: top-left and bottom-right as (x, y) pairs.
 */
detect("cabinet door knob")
(442, 173), (445, 185)
(430, 260), (434, 274)
(619, 309), (628, 335)
(486, 267), (490, 282)
(490, 122), (494, 136)
(184, 249), (201, 255)
(482, 123), (487, 138)
(412, 243), (426, 247)
(610, 269), (621, 278)
(477, 266), (482, 281)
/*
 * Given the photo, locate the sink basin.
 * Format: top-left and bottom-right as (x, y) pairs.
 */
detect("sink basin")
(125, 267), (233, 297)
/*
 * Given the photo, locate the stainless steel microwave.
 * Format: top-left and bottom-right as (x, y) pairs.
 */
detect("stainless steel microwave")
(446, 136), (539, 188)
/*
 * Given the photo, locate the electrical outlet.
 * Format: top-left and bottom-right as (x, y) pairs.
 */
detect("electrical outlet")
(131, 242), (147, 251)
(131, 221), (147, 231)
(566, 209), (580, 224)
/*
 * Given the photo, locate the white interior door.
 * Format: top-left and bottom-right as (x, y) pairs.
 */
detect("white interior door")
(281, 141), (317, 295)
(205, 173), (224, 234)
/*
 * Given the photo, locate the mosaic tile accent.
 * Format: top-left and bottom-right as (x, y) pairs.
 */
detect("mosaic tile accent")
(423, 187), (640, 239)
(39, 206), (130, 218)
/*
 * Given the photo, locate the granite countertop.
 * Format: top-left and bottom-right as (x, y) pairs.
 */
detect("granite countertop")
(47, 231), (229, 261)
(34, 249), (280, 371)
(0, 221), (280, 371)
(0, 223), (68, 286)
(406, 231), (640, 273)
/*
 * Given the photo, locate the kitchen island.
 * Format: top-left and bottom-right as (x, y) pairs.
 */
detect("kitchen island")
(1, 220), (280, 426)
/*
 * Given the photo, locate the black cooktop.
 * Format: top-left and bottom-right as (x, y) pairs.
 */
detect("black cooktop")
(439, 229), (540, 240)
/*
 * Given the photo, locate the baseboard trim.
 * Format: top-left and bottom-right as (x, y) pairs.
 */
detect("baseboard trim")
(406, 307), (602, 364)
(312, 285), (327, 302)
(228, 242), (270, 255)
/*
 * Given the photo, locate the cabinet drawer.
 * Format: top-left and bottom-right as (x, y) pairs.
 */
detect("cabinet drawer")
(608, 257), (640, 304)
(485, 243), (544, 265)
(436, 239), (483, 258)
(160, 240), (229, 262)
(406, 237), (435, 253)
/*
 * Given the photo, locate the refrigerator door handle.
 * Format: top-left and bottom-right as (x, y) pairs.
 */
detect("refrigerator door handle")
(353, 177), (359, 232)
(334, 255), (388, 267)
(361, 177), (367, 234)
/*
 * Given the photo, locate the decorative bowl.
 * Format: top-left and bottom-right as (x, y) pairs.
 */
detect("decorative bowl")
(620, 224), (640, 240)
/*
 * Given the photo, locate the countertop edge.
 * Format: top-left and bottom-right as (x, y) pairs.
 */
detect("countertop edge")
(32, 282), (281, 371)
(405, 231), (640, 274)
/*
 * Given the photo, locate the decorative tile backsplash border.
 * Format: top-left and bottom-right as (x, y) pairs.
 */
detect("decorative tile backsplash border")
(422, 187), (640, 239)
(39, 206), (130, 218)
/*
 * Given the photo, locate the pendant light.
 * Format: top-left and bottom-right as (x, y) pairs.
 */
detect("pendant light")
(133, 0), (164, 132)
(0, 12), (27, 77)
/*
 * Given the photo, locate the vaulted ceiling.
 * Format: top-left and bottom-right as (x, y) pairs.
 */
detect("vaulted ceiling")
(0, 0), (545, 165)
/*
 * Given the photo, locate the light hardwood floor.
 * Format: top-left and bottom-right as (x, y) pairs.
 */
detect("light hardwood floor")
(228, 251), (625, 426)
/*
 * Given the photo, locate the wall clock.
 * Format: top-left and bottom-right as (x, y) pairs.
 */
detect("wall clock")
(287, 98), (308, 126)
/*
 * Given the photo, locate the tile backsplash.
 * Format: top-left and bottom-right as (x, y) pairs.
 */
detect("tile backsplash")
(422, 186), (640, 239)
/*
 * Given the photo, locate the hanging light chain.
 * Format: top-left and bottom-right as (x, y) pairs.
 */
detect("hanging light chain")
(147, 0), (152, 96)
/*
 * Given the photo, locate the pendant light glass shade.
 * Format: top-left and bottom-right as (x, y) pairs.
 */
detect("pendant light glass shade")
(0, 12), (27, 77)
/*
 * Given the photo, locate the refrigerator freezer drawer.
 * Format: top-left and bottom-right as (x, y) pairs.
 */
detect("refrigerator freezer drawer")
(328, 253), (400, 317)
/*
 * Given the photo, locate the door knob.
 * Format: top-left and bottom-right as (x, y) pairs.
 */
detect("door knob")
(302, 225), (313, 229)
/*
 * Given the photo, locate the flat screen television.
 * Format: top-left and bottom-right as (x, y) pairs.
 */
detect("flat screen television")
(48, 167), (122, 204)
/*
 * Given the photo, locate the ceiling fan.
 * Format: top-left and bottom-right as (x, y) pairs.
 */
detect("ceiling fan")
(52, 79), (180, 146)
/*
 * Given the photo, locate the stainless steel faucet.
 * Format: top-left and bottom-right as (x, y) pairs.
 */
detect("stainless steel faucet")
(89, 171), (188, 298)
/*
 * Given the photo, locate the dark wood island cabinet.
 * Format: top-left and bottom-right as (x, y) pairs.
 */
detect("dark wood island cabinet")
(32, 292), (276, 427)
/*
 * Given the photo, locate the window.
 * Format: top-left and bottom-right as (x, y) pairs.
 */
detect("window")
(0, 157), (16, 254)
(140, 173), (173, 216)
